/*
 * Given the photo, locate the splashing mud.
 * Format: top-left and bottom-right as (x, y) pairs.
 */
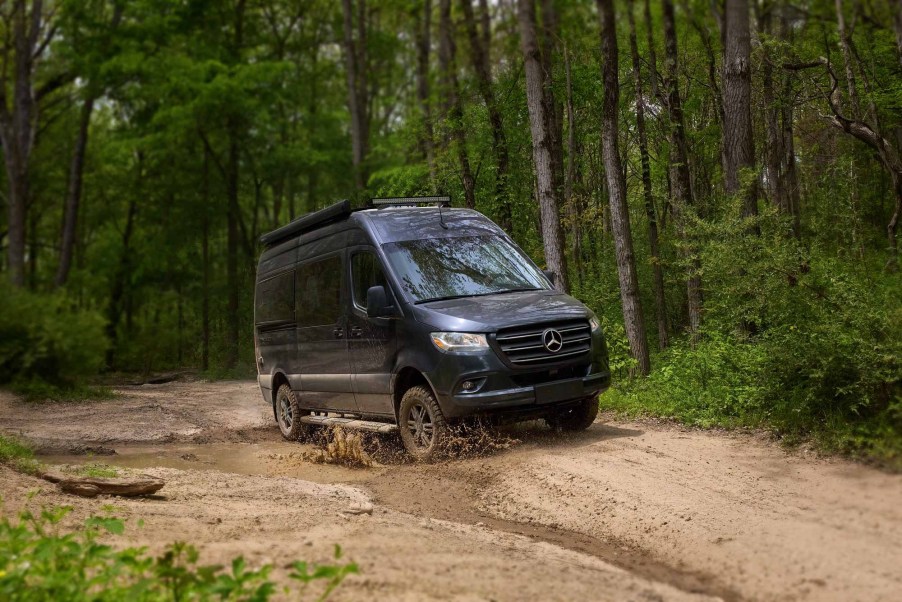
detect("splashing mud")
(303, 426), (374, 468)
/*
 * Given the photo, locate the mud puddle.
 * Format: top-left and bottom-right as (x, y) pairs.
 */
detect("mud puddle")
(40, 440), (385, 484)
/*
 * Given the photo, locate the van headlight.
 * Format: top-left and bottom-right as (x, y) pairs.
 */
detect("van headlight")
(589, 315), (601, 332)
(430, 332), (489, 353)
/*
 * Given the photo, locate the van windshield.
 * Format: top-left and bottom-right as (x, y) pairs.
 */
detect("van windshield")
(382, 236), (549, 303)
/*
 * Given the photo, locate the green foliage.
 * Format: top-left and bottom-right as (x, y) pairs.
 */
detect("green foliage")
(0, 506), (358, 601)
(0, 435), (40, 475)
(604, 205), (902, 467)
(0, 285), (108, 386)
(10, 380), (118, 403)
(62, 463), (120, 479)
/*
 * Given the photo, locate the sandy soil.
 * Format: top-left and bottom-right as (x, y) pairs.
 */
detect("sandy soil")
(1, 380), (900, 601)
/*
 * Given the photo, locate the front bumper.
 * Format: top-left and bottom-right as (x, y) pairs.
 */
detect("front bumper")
(425, 330), (611, 419)
(437, 371), (611, 418)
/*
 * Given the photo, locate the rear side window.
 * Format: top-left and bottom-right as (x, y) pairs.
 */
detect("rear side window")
(351, 252), (389, 309)
(255, 271), (295, 326)
(297, 256), (342, 327)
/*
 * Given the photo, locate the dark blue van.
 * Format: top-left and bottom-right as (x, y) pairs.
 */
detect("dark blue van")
(254, 197), (610, 460)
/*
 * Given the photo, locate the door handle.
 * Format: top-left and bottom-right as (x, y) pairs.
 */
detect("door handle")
(333, 327), (344, 339)
(351, 326), (363, 338)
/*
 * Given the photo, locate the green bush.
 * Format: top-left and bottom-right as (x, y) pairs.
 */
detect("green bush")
(0, 286), (108, 385)
(0, 435), (40, 475)
(0, 506), (358, 601)
(602, 205), (902, 466)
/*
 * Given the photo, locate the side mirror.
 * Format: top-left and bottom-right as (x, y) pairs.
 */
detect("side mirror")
(366, 285), (395, 318)
(543, 270), (557, 285)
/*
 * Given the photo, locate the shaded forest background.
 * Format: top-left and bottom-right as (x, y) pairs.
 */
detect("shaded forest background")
(0, 0), (899, 463)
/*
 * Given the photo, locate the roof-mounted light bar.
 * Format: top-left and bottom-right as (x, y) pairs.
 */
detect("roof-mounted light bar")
(371, 196), (451, 208)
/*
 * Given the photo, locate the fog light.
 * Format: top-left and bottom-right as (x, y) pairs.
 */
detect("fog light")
(462, 380), (475, 391)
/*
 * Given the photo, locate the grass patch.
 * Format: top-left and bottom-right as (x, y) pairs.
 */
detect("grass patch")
(61, 463), (120, 479)
(0, 434), (40, 475)
(0, 505), (358, 601)
(11, 380), (118, 403)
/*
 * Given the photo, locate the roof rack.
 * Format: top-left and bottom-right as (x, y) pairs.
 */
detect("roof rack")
(370, 196), (451, 208)
(259, 199), (352, 247)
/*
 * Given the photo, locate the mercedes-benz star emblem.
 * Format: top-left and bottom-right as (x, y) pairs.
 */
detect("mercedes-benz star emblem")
(542, 328), (563, 353)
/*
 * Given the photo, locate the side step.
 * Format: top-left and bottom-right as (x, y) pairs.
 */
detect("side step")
(299, 415), (398, 434)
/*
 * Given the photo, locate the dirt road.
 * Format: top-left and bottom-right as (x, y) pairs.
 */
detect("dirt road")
(1, 380), (900, 601)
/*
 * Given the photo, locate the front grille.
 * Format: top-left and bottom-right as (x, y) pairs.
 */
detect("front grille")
(494, 319), (591, 367)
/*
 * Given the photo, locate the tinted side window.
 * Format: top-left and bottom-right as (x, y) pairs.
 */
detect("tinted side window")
(351, 252), (389, 309)
(297, 256), (342, 327)
(255, 271), (296, 325)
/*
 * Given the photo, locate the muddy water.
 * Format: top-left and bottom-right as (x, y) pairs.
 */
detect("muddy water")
(41, 440), (381, 484)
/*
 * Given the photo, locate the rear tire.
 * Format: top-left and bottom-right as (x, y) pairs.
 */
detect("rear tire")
(545, 396), (599, 432)
(398, 386), (447, 462)
(275, 384), (306, 440)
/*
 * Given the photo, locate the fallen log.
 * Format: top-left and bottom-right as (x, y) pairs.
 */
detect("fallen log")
(42, 471), (165, 498)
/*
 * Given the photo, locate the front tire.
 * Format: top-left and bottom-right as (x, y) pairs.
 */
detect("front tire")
(545, 396), (599, 432)
(275, 384), (306, 440)
(398, 386), (447, 462)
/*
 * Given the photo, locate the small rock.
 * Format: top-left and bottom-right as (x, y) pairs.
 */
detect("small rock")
(342, 502), (374, 516)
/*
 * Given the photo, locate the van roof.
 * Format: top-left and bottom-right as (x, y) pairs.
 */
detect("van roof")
(352, 207), (503, 244)
(259, 200), (506, 248)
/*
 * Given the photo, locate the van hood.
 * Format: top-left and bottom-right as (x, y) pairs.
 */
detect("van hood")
(411, 290), (590, 332)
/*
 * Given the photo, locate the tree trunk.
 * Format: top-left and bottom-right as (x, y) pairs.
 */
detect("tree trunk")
(438, 0), (476, 209)
(722, 0), (758, 223)
(54, 96), (95, 287)
(628, 4), (668, 350)
(539, 0), (564, 195)
(107, 196), (137, 369)
(416, 0), (436, 183)
(761, 4), (801, 239)
(642, 0), (660, 101)
(563, 45), (584, 285)
(341, 0), (369, 190)
(461, 0), (512, 231)
(517, 0), (569, 292)
(597, 0), (650, 375)
(0, 0), (45, 287)
(663, 0), (703, 342)
(894, 0), (902, 69)
(202, 149), (210, 372)
(224, 0), (247, 370)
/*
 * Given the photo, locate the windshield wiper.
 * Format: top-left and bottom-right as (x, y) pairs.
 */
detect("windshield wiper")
(415, 288), (543, 304)
(491, 288), (543, 295)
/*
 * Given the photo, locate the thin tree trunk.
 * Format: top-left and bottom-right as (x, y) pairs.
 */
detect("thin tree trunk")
(835, 0), (861, 117)
(55, 96), (95, 287)
(461, 0), (512, 231)
(663, 0), (703, 342)
(642, 0), (660, 101)
(628, 4), (669, 350)
(0, 0), (44, 287)
(722, 0), (759, 223)
(894, 0), (902, 69)
(224, 0), (247, 369)
(107, 196), (138, 370)
(439, 0), (476, 209)
(341, 0), (369, 190)
(563, 45), (583, 285)
(416, 0), (436, 183)
(539, 0), (563, 194)
(202, 148), (210, 372)
(597, 0), (650, 375)
(517, 0), (569, 291)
